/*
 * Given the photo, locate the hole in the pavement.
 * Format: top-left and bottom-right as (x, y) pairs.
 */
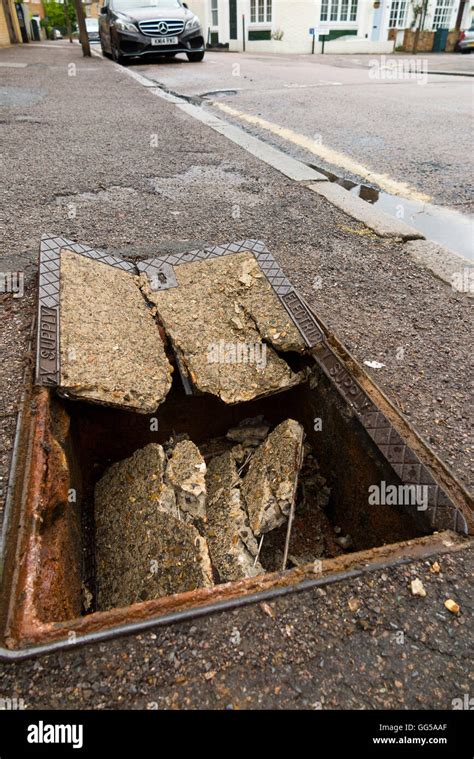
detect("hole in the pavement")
(2, 242), (470, 652)
(26, 359), (430, 628)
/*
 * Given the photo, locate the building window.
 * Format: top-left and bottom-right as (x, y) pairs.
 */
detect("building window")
(210, 0), (218, 27)
(250, 0), (272, 24)
(432, 0), (454, 30)
(389, 0), (407, 28)
(320, 0), (358, 23)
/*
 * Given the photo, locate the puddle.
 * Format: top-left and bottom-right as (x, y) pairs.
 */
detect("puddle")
(311, 165), (473, 261)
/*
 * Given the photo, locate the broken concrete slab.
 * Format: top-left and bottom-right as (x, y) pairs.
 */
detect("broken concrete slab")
(165, 440), (207, 526)
(241, 419), (305, 536)
(206, 451), (263, 583)
(59, 248), (173, 413)
(95, 443), (212, 610)
(140, 251), (305, 404)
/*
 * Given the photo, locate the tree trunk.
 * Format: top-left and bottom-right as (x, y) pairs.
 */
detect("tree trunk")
(65, 1), (73, 43)
(73, 0), (91, 57)
(455, 0), (466, 30)
(412, 18), (421, 54)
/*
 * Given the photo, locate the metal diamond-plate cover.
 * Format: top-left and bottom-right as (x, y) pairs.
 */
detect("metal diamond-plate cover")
(137, 240), (324, 347)
(35, 235), (136, 386)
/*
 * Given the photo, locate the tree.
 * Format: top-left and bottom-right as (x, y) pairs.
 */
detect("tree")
(41, 0), (77, 38)
(410, 0), (429, 54)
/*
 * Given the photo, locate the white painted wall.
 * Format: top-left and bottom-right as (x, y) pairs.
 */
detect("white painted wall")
(213, 0), (470, 53)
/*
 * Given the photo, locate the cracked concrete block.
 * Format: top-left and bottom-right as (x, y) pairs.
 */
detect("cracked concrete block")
(140, 252), (305, 404)
(206, 451), (263, 583)
(59, 249), (173, 413)
(241, 419), (305, 536)
(165, 440), (207, 526)
(95, 443), (212, 610)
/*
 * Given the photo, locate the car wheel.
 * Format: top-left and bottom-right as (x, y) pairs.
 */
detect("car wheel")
(111, 37), (127, 65)
(100, 36), (112, 59)
(460, 48), (471, 54)
(186, 51), (205, 62)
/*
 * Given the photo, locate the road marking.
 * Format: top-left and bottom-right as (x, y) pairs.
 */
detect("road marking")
(283, 81), (342, 89)
(213, 102), (431, 203)
(0, 62), (27, 68)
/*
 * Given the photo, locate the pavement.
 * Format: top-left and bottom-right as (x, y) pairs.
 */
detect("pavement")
(0, 42), (472, 710)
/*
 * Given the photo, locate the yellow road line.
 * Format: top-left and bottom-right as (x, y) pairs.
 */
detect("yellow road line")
(214, 102), (431, 203)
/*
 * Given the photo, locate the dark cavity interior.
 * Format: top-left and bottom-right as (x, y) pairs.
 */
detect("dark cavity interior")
(51, 360), (431, 621)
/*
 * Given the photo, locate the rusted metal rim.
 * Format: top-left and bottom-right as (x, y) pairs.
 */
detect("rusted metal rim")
(0, 532), (468, 661)
(0, 318), (36, 578)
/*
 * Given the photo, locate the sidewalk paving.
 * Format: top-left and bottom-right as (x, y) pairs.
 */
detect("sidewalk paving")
(0, 42), (472, 709)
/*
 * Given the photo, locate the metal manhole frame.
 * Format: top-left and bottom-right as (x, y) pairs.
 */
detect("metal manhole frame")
(2, 234), (468, 658)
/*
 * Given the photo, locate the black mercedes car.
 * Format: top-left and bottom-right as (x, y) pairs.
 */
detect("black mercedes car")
(99, 0), (205, 64)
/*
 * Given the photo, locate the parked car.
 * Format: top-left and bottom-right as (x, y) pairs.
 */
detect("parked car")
(456, 25), (474, 53)
(85, 17), (100, 43)
(99, 0), (204, 64)
(52, 28), (63, 40)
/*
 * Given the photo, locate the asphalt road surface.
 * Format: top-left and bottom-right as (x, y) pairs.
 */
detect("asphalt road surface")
(128, 51), (474, 212)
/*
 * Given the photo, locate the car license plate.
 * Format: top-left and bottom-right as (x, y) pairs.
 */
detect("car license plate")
(151, 37), (178, 46)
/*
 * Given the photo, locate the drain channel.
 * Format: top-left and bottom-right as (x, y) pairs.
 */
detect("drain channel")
(309, 164), (474, 261)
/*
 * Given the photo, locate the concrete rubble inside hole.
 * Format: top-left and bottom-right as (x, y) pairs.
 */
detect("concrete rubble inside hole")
(59, 249), (173, 413)
(241, 419), (305, 536)
(94, 443), (213, 611)
(205, 450), (264, 583)
(92, 411), (339, 604)
(140, 251), (307, 404)
(226, 415), (270, 447)
(164, 439), (207, 528)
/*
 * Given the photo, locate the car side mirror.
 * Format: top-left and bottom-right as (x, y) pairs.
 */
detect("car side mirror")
(182, 2), (188, 7)
(100, 6), (108, 14)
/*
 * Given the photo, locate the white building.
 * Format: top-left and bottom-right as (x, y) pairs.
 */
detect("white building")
(187, 0), (473, 54)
